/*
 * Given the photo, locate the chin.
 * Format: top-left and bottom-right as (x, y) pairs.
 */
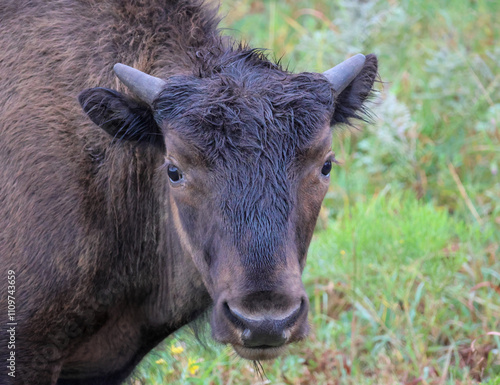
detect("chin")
(232, 344), (287, 361)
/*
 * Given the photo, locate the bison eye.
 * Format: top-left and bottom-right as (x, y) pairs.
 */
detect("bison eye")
(167, 164), (183, 183)
(321, 160), (332, 176)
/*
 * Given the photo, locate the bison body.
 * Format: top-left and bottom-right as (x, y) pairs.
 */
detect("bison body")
(0, 0), (378, 384)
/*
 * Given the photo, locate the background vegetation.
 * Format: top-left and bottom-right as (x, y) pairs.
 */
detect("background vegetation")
(130, 0), (500, 383)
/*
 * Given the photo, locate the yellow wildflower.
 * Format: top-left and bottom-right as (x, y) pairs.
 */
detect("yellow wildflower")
(188, 357), (199, 375)
(170, 345), (184, 354)
(155, 358), (166, 365)
(340, 250), (346, 255)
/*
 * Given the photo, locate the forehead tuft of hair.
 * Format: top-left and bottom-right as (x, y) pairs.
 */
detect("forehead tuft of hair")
(154, 46), (335, 164)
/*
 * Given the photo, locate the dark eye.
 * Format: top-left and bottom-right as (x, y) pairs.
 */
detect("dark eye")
(321, 160), (332, 176)
(167, 164), (183, 183)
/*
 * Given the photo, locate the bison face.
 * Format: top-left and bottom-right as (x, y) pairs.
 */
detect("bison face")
(79, 52), (378, 360)
(158, 121), (333, 359)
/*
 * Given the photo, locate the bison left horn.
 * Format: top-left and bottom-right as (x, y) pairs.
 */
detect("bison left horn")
(322, 54), (366, 95)
(113, 63), (166, 105)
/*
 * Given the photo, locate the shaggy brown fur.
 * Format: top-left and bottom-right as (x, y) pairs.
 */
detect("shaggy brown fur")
(0, 1), (378, 384)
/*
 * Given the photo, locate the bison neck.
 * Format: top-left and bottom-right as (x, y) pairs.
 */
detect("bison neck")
(61, 142), (211, 380)
(89, 141), (211, 322)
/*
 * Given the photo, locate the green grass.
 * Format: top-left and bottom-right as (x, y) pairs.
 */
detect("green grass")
(129, 0), (500, 383)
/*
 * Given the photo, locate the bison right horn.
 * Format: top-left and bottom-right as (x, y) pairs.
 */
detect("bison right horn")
(322, 54), (366, 96)
(113, 63), (166, 105)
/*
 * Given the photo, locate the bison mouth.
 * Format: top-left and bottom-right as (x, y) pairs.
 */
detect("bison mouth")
(231, 344), (287, 360)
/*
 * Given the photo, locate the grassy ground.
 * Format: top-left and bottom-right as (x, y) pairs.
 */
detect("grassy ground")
(129, 0), (500, 383)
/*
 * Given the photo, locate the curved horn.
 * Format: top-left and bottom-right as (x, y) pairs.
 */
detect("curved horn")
(322, 54), (366, 95)
(113, 63), (166, 105)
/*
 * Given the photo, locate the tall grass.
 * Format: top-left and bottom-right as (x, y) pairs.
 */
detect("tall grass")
(131, 0), (500, 383)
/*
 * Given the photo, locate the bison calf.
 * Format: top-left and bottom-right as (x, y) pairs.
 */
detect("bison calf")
(0, 0), (378, 384)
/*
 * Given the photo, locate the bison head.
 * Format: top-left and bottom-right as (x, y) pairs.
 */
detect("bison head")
(79, 51), (377, 360)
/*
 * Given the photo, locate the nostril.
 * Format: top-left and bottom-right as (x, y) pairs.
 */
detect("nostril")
(223, 302), (249, 329)
(283, 297), (306, 328)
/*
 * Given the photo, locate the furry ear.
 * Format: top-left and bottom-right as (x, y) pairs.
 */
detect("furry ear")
(331, 54), (378, 126)
(79, 87), (163, 145)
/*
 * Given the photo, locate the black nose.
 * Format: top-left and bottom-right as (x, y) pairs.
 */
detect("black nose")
(224, 299), (305, 348)
(240, 325), (288, 348)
